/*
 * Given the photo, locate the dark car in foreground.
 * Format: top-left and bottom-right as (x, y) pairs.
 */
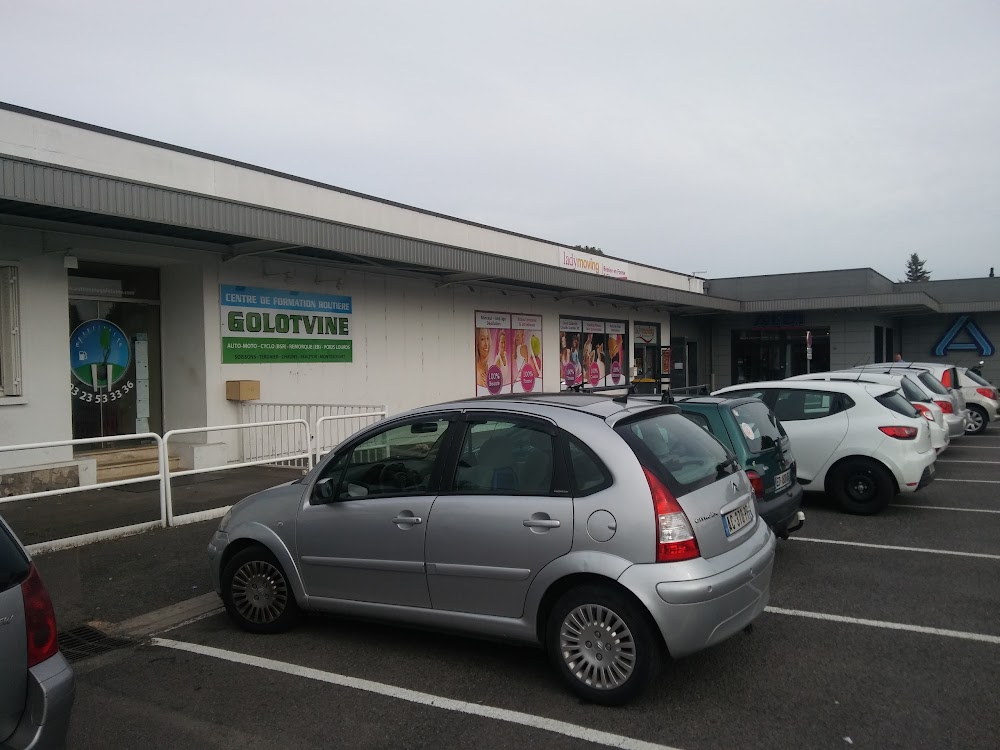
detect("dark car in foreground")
(1, 516), (74, 750)
(638, 395), (804, 537)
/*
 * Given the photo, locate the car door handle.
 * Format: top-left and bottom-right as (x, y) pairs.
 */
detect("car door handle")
(523, 519), (560, 529)
(392, 516), (422, 525)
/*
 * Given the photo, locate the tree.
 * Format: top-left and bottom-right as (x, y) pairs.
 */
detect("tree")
(573, 245), (604, 255)
(903, 253), (931, 282)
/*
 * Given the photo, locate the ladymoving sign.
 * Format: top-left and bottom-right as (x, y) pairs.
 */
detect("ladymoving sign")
(221, 285), (353, 363)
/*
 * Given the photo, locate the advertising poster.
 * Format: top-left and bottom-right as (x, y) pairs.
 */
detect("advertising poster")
(511, 314), (544, 393)
(606, 321), (626, 386)
(220, 285), (353, 363)
(559, 318), (583, 390)
(582, 320), (607, 387)
(475, 311), (512, 396)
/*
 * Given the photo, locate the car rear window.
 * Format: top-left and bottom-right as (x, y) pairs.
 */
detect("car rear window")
(965, 370), (993, 387)
(899, 377), (927, 402)
(615, 410), (735, 497)
(730, 401), (783, 454)
(877, 391), (920, 419)
(0, 523), (30, 593)
(917, 372), (950, 396)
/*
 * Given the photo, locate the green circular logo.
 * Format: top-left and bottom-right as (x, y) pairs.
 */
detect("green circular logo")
(70, 320), (131, 388)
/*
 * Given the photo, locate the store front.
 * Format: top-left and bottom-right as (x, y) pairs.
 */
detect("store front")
(632, 322), (662, 394)
(732, 326), (831, 384)
(68, 263), (162, 440)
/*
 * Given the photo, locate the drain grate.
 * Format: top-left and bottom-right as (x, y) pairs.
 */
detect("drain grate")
(58, 625), (133, 663)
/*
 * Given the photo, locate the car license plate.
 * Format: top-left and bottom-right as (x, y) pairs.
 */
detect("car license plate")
(723, 500), (755, 537)
(774, 469), (791, 493)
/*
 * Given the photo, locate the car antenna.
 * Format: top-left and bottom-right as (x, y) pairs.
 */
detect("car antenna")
(661, 389), (674, 404)
(852, 353), (870, 381)
(612, 392), (629, 404)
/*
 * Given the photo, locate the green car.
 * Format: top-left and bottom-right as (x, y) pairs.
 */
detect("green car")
(642, 395), (805, 538)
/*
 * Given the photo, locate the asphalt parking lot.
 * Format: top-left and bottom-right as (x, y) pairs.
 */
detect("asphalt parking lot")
(45, 425), (1000, 749)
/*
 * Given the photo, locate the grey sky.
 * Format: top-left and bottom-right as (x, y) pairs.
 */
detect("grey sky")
(3, 0), (998, 280)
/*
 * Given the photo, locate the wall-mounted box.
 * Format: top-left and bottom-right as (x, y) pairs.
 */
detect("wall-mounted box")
(226, 380), (260, 401)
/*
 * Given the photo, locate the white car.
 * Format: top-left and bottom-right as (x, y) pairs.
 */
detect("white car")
(787, 371), (950, 454)
(956, 366), (999, 435)
(714, 380), (936, 515)
(848, 364), (966, 439)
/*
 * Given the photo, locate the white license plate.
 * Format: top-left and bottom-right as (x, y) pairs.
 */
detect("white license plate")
(774, 469), (791, 493)
(723, 500), (755, 537)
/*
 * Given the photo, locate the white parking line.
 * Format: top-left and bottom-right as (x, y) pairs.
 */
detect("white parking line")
(151, 638), (682, 750)
(937, 459), (1000, 465)
(791, 537), (1000, 560)
(944, 445), (1000, 449)
(891, 504), (1000, 514)
(764, 607), (1000, 645)
(936, 478), (1000, 484)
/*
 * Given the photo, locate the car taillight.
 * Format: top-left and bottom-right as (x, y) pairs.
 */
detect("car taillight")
(21, 564), (58, 667)
(745, 470), (765, 500)
(976, 387), (997, 401)
(642, 466), (700, 562)
(941, 371), (952, 388)
(933, 399), (954, 414)
(912, 403), (935, 421)
(879, 426), (918, 440)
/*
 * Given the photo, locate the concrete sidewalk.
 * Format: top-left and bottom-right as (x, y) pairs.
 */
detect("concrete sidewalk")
(1, 465), (304, 545)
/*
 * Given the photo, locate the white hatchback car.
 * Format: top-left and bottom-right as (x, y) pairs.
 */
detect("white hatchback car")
(714, 381), (936, 514)
(956, 366), (999, 435)
(787, 371), (950, 454)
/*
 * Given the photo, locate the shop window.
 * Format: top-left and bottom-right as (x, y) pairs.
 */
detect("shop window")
(0, 267), (22, 398)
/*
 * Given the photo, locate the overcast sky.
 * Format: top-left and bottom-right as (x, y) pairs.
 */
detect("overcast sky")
(3, 1), (998, 280)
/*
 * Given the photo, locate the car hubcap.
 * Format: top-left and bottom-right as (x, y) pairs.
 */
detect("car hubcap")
(560, 604), (636, 690)
(967, 411), (984, 433)
(847, 472), (875, 501)
(231, 560), (288, 624)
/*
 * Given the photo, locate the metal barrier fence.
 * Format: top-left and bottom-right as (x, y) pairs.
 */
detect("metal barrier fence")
(0, 410), (386, 553)
(163, 419), (313, 526)
(0, 433), (167, 555)
(240, 403), (385, 467)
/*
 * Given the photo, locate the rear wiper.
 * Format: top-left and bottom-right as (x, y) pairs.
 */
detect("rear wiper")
(716, 456), (737, 476)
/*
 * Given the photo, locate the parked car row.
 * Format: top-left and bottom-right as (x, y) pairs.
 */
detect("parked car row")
(208, 364), (996, 706)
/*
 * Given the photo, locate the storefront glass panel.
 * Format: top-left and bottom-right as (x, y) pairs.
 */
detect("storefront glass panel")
(732, 327), (830, 384)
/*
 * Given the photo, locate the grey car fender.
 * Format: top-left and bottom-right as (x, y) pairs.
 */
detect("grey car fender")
(224, 520), (308, 605)
(523, 550), (635, 630)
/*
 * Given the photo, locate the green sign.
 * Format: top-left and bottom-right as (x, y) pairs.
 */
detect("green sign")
(220, 284), (353, 364)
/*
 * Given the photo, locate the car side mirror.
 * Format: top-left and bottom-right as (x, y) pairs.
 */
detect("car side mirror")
(312, 477), (336, 504)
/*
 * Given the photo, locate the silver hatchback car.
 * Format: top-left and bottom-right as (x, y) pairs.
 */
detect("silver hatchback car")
(209, 394), (776, 705)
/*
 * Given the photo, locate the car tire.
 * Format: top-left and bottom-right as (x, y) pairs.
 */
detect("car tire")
(829, 458), (895, 515)
(966, 405), (988, 436)
(546, 584), (662, 706)
(221, 545), (301, 634)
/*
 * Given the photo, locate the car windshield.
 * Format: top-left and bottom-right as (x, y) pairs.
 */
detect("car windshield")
(965, 369), (993, 387)
(917, 372), (950, 396)
(615, 410), (734, 496)
(877, 391), (920, 419)
(730, 401), (783, 454)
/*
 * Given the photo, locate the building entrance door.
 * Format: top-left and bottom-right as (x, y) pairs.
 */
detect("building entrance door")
(68, 264), (162, 440)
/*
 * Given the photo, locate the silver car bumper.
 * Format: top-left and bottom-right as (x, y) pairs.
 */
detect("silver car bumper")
(2, 652), (74, 750)
(617, 522), (776, 659)
(208, 530), (229, 595)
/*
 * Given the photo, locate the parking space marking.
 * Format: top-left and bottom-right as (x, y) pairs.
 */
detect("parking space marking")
(791, 537), (1000, 560)
(891, 504), (1000, 514)
(943, 445), (1000, 449)
(151, 638), (683, 750)
(936, 459), (1000, 465)
(935, 478), (1000, 484)
(764, 607), (1000, 645)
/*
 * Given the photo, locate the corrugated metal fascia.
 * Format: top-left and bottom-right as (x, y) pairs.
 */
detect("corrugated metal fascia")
(0, 155), (739, 311)
(739, 293), (940, 313)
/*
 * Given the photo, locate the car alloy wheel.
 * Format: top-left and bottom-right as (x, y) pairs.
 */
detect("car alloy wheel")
(230, 559), (289, 625)
(559, 604), (637, 690)
(966, 407), (986, 435)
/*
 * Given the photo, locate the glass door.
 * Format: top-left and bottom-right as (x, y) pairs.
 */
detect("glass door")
(69, 299), (162, 440)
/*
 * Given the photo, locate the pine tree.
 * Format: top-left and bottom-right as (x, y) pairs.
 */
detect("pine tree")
(904, 253), (931, 282)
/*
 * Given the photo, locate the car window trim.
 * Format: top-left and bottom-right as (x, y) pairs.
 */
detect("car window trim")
(563, 431), (612, 497)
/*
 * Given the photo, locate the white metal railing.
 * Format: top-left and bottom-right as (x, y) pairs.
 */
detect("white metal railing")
(0, 433), (167, 553)
(240, 403), (385, 467)
(163, 419), (312, 526)
(1, 409), (388, 553)
(314, 411), (387, 462)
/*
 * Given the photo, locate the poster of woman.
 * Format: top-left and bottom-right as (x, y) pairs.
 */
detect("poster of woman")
(559, 318), (584, 389)
(582, 321), (606, 387)
(605, 321), (627, 386)
(511, 314), (543, 393)
(475, 311), (512, 396)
